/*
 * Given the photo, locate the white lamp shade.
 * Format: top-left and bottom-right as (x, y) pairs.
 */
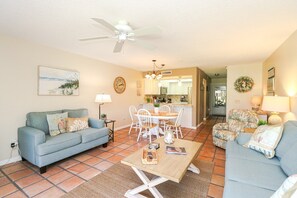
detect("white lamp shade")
(95, 94), (112, 103)
(261, 96), (290, 113)
(251, 96), (262, 106)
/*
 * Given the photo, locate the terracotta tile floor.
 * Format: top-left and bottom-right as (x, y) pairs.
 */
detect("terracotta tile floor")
(0, 116), (226, 198)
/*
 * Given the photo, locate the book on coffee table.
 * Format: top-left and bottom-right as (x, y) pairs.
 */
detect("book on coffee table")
(165, 146), (187, 155)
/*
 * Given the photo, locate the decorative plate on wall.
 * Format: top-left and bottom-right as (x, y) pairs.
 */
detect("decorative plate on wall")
(113, 76), (126, 94)
(234, 76), (254, 93)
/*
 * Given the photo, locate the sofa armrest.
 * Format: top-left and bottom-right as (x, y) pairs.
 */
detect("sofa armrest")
(89, 118), (104, 129)
(18, 126), (46, 164)
(236, 133), (252, 145)
(213, 123), (229, 130)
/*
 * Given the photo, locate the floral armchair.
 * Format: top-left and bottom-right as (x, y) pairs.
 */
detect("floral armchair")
(212, 109), (259, 149)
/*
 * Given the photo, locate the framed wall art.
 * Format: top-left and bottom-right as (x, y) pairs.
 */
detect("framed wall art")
(267, 67), (275, 95)
(38, 66), (79, 96)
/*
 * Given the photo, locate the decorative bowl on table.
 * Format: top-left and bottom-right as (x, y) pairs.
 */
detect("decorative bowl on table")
(164, 130), (174, 144)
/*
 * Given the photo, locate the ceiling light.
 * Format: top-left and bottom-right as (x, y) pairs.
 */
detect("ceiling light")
(145, 60), (165, 80)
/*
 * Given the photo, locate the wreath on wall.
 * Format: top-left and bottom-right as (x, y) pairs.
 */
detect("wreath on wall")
(234, 76), (254, 93)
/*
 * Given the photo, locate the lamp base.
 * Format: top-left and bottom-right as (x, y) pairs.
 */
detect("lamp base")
(268, 113), (282, 125)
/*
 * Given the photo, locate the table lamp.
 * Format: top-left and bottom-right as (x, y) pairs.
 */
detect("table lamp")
(251, 96), (262, 111)
(95, 93), (112, 119)
(261, 96), (290, 125)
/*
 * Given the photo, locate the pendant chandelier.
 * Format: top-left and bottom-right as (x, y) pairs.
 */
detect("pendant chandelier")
(145, 60), (165, 80)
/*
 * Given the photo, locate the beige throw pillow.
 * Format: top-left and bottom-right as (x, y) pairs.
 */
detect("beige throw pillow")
(245, 124), (283, 158)
(66, 117), (89, 132)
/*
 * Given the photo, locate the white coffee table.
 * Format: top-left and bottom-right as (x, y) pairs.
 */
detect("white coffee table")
(121, 137), (202, 198)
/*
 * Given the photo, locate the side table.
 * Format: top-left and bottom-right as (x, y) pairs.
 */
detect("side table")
(104, 119), (116, 142)
(244, 128), (256, 133)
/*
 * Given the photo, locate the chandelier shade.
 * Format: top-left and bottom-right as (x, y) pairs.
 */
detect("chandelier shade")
(145, 60), (165, 80)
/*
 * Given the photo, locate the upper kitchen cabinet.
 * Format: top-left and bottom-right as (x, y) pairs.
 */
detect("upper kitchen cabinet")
(144, 79), (160, 95)
(166, 79), (192, 95)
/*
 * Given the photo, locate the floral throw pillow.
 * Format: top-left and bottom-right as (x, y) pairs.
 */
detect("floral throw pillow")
(66, 117), (89, 132)
(245, 124), (283, 158)
(271, 174), (297, 198)
(46, 112), (68, 136)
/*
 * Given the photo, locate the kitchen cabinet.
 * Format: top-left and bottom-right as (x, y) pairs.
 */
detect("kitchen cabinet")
(144, 79), (160, 95)
(167, 82), (191, 95)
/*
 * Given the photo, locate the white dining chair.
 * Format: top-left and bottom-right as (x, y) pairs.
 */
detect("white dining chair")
(159, 105), (171, 130)
(145, 103), (154, 111)
(165, 108), (184, 139)
(128, 105), (140, 135)
(137, 109), (158, 143)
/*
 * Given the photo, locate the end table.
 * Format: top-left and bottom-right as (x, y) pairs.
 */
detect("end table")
(104, 119), (116, 142)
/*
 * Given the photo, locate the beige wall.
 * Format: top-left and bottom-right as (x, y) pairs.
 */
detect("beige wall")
(263, 29), (297, 121)
(0, 34), (143, 163)
(226, 63), (263, 114)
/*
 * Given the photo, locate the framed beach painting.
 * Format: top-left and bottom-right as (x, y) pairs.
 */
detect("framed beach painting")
(38, 66), (79, 96)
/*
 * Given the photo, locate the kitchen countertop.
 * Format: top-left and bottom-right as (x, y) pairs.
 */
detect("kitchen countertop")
(143, 103), (193, 107)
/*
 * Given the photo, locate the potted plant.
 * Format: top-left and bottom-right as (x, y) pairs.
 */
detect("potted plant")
(154, 103), (160, 113)
(258, 120), (268, 126)
(100, 113), (107, 120)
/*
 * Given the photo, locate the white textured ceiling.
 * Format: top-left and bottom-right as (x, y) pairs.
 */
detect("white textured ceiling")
(1, 0), (297, 78)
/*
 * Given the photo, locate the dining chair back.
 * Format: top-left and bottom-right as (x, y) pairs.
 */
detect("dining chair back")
(159, 105), (171, 112)
(165, 108), (184, 139)
(159, 105), (171, 130)
(137, 109), (157, 143)
(128, 105), (139, 135)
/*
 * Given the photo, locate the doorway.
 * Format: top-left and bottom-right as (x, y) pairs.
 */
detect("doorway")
(203, 79), (207, 120)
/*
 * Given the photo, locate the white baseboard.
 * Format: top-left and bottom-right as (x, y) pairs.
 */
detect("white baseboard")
(114, 124), (130, 132)
(0, 155), (21, 166)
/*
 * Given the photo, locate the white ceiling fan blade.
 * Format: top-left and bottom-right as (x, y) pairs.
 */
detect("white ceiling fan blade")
(91, 18), (118, 33)
(113, 41), (124, 53)
(133, 27), (162, 37)
(79, 36), (110, 41)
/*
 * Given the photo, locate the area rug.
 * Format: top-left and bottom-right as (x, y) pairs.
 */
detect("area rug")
(63, 159), (214, 198)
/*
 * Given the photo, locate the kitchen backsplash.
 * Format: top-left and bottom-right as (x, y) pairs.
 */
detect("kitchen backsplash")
(145, 95), (190, 104)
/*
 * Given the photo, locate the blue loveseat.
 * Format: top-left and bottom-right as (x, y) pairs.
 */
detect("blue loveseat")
(224, 121), (297, 197)
(18, 108), (109, 173)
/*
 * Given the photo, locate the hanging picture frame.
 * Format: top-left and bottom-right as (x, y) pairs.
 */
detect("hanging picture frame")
(267, 67), (275, 95)
(38, 66), (79, 96)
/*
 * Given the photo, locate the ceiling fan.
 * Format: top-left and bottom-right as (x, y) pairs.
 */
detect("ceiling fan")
(80, 18), (161, 53)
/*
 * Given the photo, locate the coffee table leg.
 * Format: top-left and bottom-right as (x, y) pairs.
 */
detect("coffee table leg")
(125, 167), (168, 198)
(188, 163), (200, 174)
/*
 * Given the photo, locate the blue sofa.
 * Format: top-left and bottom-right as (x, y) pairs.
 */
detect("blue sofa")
(18, 108), (109, 173)
(224, 121), (297, 198)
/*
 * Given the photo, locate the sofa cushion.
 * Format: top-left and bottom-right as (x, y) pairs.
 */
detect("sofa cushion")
(47, 112), (68, 136)
(245, 124), (283, 158)
(36, 133), (81, 156)
(26, 110), (63, 135)
(63, 108), (88, 118)
(75, 127), (108, 143)
(224, 180), (274, 198)
(89, 118), (104, 129)
(226, 157), (287, 191)
(280, 142), (297, 176)
(66, 117), (89, 132)
(276, 121), (297, 159)
(226, 141), (280, 166)
(236, 133), (252, 145)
